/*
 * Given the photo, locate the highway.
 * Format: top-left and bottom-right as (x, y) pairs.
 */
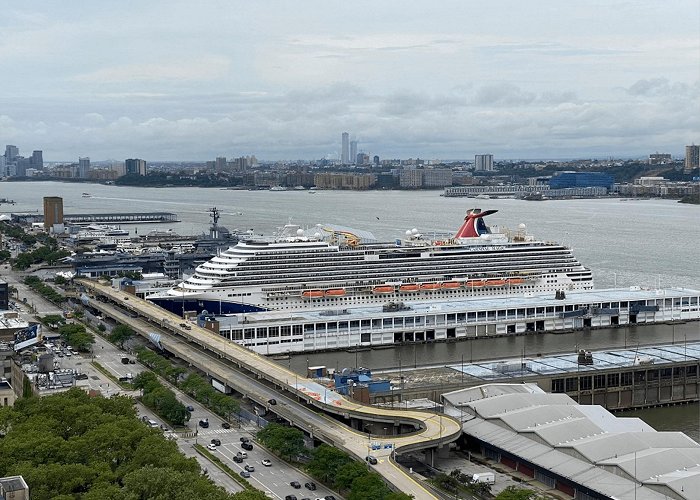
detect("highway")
(78, 279), (462, 499)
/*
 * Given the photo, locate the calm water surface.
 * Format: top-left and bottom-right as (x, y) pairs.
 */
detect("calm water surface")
(2, 182), (699, 437)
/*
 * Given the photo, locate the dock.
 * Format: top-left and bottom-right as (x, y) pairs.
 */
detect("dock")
(61, 212), (179, 224)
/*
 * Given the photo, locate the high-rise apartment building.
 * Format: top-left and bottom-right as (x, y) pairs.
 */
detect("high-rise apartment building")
(373, 155), (380, 167)
(685, 145), (699, 173)
(215, 157), (227, 171)
(78, 157), (90, 178)
(30, 150), (43, 170)
(4, 145), (18, 163)
(43, 197), (64, 232)
(125, 158), (147, 175)
(350, 141), (358, 165)
(474, 154), (494, 172)
(341, 132), (349, 164)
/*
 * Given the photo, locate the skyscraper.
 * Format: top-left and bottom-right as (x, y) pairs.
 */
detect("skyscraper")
(4, 146), (18, 162)
(685, 145), (699, 173)
(78, 157), (90, 178)
(350, 141), (358, 165)
(43, 196), (64, 232)
(125, 158), (147, 175)
(215, 157), (227, 171)
(30, 150), (43, 170)
(341, 132), (349, 164)
(474, 154), (494, 172)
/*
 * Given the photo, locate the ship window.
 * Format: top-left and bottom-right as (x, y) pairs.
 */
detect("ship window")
(594, 374), (605, 389)
(447, 314), (456, 322)
(457, 313), (466, 321)
(405, 317), (415, 326)
(552, 378), (565, 393)
(487, 311), (496, 320)
(339, 321), (348, 331)
(477, 312), (486, 321)
(361, 320), (370, 328)
(327, 322), (337, 330)
(281, 326), (291, 336)
(350, 321), (359, 329)
(579, 376), (592, 391)
(467, 312), (476, 322)
(497, 310), (506, 319)
(244, 328), (254, 339)
(292, 325), (302, 335)
(372, 319), (381, 328)
(232, 329), (243, 340)
(383, 318), (392, 327)
(304, 324), (314, 334)
(621, 372), (632, 386)
(269, 327), (279, 337)
(607, 373), (619, 387)
(565, 377), (578, 392)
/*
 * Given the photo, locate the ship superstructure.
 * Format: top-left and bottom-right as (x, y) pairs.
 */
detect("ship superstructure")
(148, 209), (593, 314)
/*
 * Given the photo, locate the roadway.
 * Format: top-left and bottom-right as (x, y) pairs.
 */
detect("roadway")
(79, 279), (463, 499)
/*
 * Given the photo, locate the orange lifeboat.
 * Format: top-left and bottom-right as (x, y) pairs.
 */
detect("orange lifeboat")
(420, 282), (441, 291)
(466, 280), (485, 288)
(325, 288), (346, 297)
(485, 279), (507, 287)
(373, 285), (395, 294)
(399, 284), (420, 293)
(441, 281), (461, 289)
(302, 290), (324, 298)
(506, 278), (525, 285)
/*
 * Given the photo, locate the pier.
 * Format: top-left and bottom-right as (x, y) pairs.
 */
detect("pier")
(61, 212), (179, 224)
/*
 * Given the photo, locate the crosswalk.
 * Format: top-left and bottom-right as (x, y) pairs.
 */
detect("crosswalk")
(195, 428), (238, 436)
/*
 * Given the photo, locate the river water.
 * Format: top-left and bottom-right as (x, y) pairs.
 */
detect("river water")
(2, 181), (699, 437)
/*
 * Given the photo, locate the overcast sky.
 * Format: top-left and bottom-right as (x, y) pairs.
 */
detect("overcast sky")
(1, 1), (699, 161)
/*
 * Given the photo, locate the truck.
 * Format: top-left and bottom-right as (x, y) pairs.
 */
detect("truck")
(472, 472), (495, 484)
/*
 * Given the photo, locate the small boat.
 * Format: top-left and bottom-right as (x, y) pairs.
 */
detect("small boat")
(441, 281), (461, 289)
(82, 193), (92, 198)
(399, 284), (420, 293)
(269, 186), (287, 191)
(506, 278), (525, 285)
(301, 290), (324, 298)
(372, 285), (395, 294)
(324, 288), (346, 297)
(420, 282), (441, 291)
(466, 280), (485, 288)
(485, 279), (507, 287)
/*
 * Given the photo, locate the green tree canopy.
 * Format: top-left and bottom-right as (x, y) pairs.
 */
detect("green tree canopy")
(109, 324), (135, 348)
(307, 444), (353, 484)
(256, 423), (305, 461)
(0, 389), (233, 500)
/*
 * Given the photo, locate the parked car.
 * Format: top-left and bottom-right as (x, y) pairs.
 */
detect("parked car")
(304, 482), (316, 491)
(324, 496), (337, 500)
(241, 442), (253, 451)
(244, 464), (255, 472)
(261, 459), (272, 467)
(267, 398), (277, 405)
(290, 481), (301, 489)
(210, 439), (221, 446)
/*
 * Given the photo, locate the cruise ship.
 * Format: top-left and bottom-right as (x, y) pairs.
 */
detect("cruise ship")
(147, 209), (593, 314)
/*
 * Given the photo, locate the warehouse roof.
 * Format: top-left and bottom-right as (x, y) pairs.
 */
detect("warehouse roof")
(444, 383), (699, 499)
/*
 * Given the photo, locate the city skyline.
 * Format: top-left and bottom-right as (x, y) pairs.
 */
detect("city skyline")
(0, 1), (698, 161)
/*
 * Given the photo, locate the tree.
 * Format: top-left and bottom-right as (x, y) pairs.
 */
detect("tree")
(256, 423), (305, 461)
(109, 324), (134, 348)
(348, 473), (391, 500)
(335, 461), (370, 491)
(231, 490), (272, 500)
(307, 444), (353, 484)
(58, 323), (95, 351)
(495, 486), (539, 500)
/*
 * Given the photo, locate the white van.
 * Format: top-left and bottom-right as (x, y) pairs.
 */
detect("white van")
(472, 472), (495, 484)
(147, 419), (159, 428)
